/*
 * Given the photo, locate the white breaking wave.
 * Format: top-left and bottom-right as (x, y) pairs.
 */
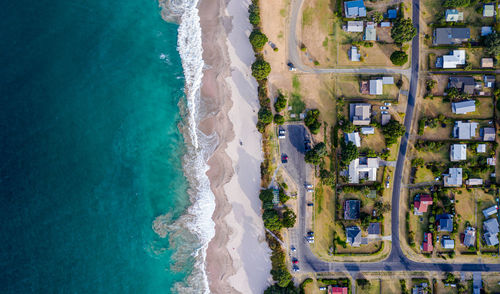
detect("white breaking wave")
(157, 0), (216, 293)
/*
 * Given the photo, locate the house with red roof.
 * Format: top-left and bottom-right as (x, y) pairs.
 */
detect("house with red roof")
(422, 232), (433, 252)
(329, 286), (349, 294)
(414, 194), (433, 215)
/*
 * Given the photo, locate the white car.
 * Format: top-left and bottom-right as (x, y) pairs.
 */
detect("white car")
(306, 184), (313, 189)
(278, 129), (286, 139)
(384, 102), (391, 106)
(380, 106), (388, 110)
(381, 111), (389, 114)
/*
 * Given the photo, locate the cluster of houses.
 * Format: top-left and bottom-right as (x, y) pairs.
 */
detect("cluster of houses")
(344, 200), (381, 247)
(436, 49), (495, 69)
(482, 204), (499, 246)
(446, 76), (494, 96)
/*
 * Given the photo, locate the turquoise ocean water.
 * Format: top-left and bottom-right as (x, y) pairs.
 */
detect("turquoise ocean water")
(0, 0), (208, 292)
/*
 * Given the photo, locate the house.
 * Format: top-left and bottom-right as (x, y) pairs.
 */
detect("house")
(452, 100), (476, 114)
(348, 157), (379, 183)
(433, 28), (470, 45)
(369, 79), (383, 95)
(444, 168), (463, 187)
(477, 144), (486, 153)
(437, 214), (454, 232)
(483, 3), (495, 17)
(382, 76), (394, 84)
(448, 76), (475, 95)
(364, 23), (377, 41)
(329, 286), (349, 294)
(453, 121), (478, 140)
(412, 283), (430, 294)
(450, 144), (467, 161)
(481, 58), (494, 68)
(487, 157), (496, 166)
(438, 50), (466, 69)
(347, 21), (364, 32)
(344, 200), (361, 220)
(361, 126), (375, 134)
(481, 26), (493, 36)
(484, 75), (495, 88)
(345, 132), (361, 147)
(414, 194), (433, 215)
(422, 232), (433, 252)
(368, 222), (381, 237)
(350, 46), (361, 61)
(387, 8), (397, 19)
(350, 103), (371, 125)
(381, 114), (391, 125)
(483, 218), (499, 246)
(483, 205), (498, 218)
(462, 227), (476, 247)
(346, 226), (362, 246)
(345, 0), (366, 18)
(442, 237), (455, 249)
(482, 127), (495, 141)
(466, 178), (483, 186)
(445, 9), (463, 22)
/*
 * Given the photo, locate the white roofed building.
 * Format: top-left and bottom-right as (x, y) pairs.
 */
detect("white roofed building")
(348, 157), (379, 183)
(450, 144), (467, 161)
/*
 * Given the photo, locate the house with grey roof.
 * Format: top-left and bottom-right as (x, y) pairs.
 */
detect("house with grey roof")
(368, 222), (381, 237)
(450, 144), (466, 161)
(483, 218), (499, 246)
(348, 157), (379, 183)
(477, 144), (486, 153)
(444, 168), (462, 187)
(483, 205), (498, 218)
(350, 46), (361, 61)
(466, 178), (483, 186)
(437, 49), (466, 69)
(483, 3), (495, 17)
(452, 100), (476, 114)
(462, 227), (476, 247)
(344, 200), (360, 220)
(445, 9), (463, 22)
(346, 226), (362, 247)
(361, 126), (374, 134)
(345, 132), (361, 147)
(350, 103), (371, 125)
(347, 21), (364, 32)
(448, 76), (475, 95)
(369, 79), (383, 95)
(481, 26), (493, 36)
(441, 237), (455, 249)
(437, 214), (454, 232)
(345, 0), (366, 18)
(482, 127), (495, 141)
(364, 23), (377, 41)
(433, 28), (470, 45)
(453, 121), (478, 140)
(484, 75), (495, 88)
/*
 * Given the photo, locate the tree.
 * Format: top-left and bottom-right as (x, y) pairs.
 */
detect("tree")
(258, 107), (273, 124)
(274, 114), (285, 125)
(270, 268), (293, 288)
(279, 189), (289, 204)
(263, 209), (282, 231)
(259, 189), (274, 203)
(483, 31), (500, 57)
(304, 109), (321, 134)
(248, 3), (261, 26)
(282, 209), (296, 228)
(412, 157), (425, 167)
(340, 141), (359, 167)
(382, 119), (405, 146)
(274, 92), (287, 112)
(264, 283), (299, 294)
(357, 279), (371, 289)
(305, 142), (328, 165)
(372, 11), (383, 23)
(443, 0), (469, 7)
(391, 18), (417, 44)
(251, 59), (271, 80)
(249, 30), (268, 51)
(390, 50), (409, 66)
(426, 79), (437, 91)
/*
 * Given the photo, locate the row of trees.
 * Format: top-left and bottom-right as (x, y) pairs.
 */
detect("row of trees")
(389, 15), (415, 66)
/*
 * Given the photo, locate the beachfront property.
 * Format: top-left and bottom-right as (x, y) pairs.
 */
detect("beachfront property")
(433, 28), (470, 45)
(364, 23), (376, 41)
(453, 121), (478, 140)
(462, 227), (476, 247)
(414, 194), (433, 215)
(483, 218), (500, 246)
(448, 76), (475, 95)
(349, 46), (361, 61)
(346, 21), (364, 32)
(344, 0), (366, 18)
(436, 50), (465, 69)
(482, 127), (495, 141)
(445, 9), (463, 22)
(450, 144), (467, 161)
(483, 205), (498, 218)
(452, 100), (476, 114)
(422, 232), (433, 252)
(347, 157), (379, 183)
(350, 103), (371, 125)
(345, 132), (361, 147)
(436, 214), (454, 232)
(346, 226), (362, 247)
(483, 3), (495, 17)
(444, 168), (463, 187)
(482, 58), (494, 68)
(484, 75), (495, 88)
(344, 200), (361, 220)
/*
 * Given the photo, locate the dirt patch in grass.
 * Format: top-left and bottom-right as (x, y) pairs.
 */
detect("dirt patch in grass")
(360, 128), (386, 153)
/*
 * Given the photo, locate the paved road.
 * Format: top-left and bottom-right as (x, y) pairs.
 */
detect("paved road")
(281, 0), (500, 274)
(287, 0), (411, 78)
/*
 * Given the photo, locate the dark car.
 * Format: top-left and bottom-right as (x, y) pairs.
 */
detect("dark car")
(292, 258), (299, 264)
(281, 154), (288, 163)
(307, 202), (314, 207)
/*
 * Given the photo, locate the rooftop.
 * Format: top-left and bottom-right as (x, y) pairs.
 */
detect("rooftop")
(368, 222), (381, 235)
(347, 21), (364, 32)
(444, 167), (462, 187)
(345, 132), (361, 147)
(483, 205), (498, 218)
(453, 121), (478, 140)
(345, 0), (366, 18)
(348, 157), (379, 183)
(450, 144), (467, 162)
(369, 79), (383, 95)
(346, 226), (362, 246)
(482, 127), (495, 141)
(364, 24), (376, 41)
(344, 200), (361, 220)
(350, 103), (371, 125)
(434, 28), (470, 45)
(452, 100), (476, 114)
(483, 3), (495, 17)
(414, 194), (433, 215)
(482, 58), (494, 68)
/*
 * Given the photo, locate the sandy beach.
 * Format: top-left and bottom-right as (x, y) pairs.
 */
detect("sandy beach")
(198, 0), (272, 293)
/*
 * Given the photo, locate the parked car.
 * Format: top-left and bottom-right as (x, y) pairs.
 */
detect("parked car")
(319, 287), (327, 291)
(306, 184), (313, 189)
(290, 246), (296, 252)
(287, 62), (296, 71)
(292, 258), (299, 264)
(381, 111), (389, 114)
(281, 154), (288, 163)
(278, 128), (286, 139)
(292, 265), (300, 272)
(384, 102), (391, 106)
(307, 202), (314, 207)
(380, 106), (388, 110)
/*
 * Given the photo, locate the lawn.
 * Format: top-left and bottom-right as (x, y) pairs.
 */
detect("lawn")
(476, 189), (498, 253)
(419, 97), (494, 120)
(311, 184), (337, 258)
(454, 189), (477, 252)
(415, 166), (435, 183)
(334, 75), (401, 100)
(360, 128), (386, 153)
(355, 279), (381, 294)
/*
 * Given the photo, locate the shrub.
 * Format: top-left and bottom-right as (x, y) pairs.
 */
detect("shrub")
(249, 30), (268, 51)
(252, 59), (271, 80)
(274, 91), (287, 112)
(305, 142), (328, 165)
(340, 141), (359, 167)
(282, 209), (296, 228)
(258, 107), (273, 124)
(279, 189), (289, 204)
(263, 209), (282, 231)
(304, 109), (321, 134)
(390, 50), (409, 66)
(274, 114), (285, 125)
(443, 0), (469, 7)
(483, 31), (500, 57)
(248, 3), (261, 26)
(382, 119), (406, 146)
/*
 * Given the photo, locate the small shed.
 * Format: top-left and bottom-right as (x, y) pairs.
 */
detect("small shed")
(481, 26), (493, 36)
(361, 126), (375, 134)
(483, 4), (495, 17)
(477, 144), (486, 153)
(382, 76), (394, 84)
(482, 58), (494, 68)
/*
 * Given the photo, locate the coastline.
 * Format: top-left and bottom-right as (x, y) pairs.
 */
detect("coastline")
(198, 0), (272, 292)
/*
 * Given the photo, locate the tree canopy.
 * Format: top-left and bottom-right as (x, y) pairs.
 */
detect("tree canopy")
(391, 18), (417, 44)
(249, 30), (268, 51)
(340, 141), (359, 167)
(251, 59), (271, 80)
(305, 142), (328, 165)
(304, 109), (321, 134)
(248, 3), (261, 26)
(274, 114), (285, 125)
(390, 50), (408, 66)
(258, 107), (273, 124)
(382, 119), (406, 146)
(483, 31), (500, 57)
(263, 209), (282, 231)
(274, 92), (287, 112)
(443, 0), (469, 7)
(282, 209), (296, 228)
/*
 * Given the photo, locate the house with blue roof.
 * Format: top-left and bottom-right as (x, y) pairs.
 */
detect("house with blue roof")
(437, 214), (454, 232)
(387, 9), (397, 19)
(345, 0), (366, 18)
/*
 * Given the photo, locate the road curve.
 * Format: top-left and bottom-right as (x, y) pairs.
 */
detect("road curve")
(285, 0), (500, 274)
